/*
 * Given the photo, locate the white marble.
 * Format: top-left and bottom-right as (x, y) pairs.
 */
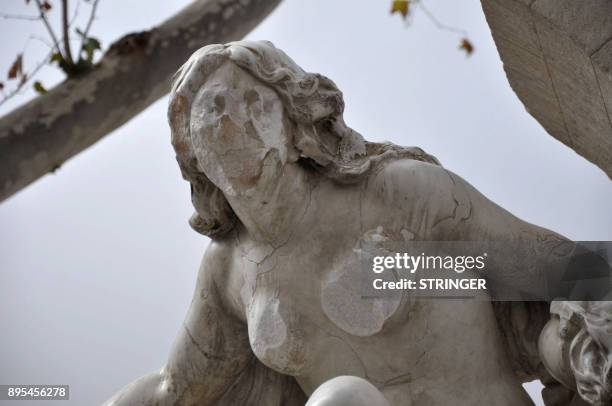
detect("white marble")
(103, 41), (611, 406)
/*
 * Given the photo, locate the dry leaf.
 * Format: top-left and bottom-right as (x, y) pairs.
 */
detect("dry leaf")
(41, 1), (52, 11)
(8, 54), (23, 80)
(391, 1), (409, 20)
(459, 38), (474, 56)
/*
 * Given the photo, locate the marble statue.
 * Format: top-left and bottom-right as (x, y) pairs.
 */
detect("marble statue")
(103, 41), (611, 406)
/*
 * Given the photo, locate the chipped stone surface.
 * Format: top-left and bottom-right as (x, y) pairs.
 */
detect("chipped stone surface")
(481, 0), (612, 178)
(321, 242), (401, 337)
(104, 41), (611, 405)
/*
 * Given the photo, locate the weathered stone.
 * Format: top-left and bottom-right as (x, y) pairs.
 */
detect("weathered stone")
(103, 41), (612, 406)
(482, 0), (612, 178)
(593, 40), (612, 151)
(532, 0), (612, 55)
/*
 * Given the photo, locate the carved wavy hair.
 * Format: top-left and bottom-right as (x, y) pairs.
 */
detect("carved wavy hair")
(168, 40), (440, 238)
(560, 301), (612, 405)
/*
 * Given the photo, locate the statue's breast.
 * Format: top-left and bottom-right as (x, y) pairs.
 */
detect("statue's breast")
(241, 226), (408, 374)
(238, 225), (409, 380)
(233, 240), (311, 376)
(246, 288), (310, 376)
(321, 226), (405, 337)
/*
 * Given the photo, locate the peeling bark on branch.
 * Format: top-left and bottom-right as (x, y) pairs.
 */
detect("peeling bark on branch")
(0, 0), (282, 202)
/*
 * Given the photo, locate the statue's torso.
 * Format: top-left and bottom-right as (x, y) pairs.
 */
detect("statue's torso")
(211, 164), (533, 405)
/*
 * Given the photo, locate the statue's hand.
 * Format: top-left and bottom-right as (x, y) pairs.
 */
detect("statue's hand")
(306, 376), (391, 406)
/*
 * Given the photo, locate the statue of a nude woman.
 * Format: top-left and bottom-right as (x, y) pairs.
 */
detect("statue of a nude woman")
(103, 41), (612, 406)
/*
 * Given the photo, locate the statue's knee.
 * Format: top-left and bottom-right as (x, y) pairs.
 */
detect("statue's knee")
(306, 376), (390, 406)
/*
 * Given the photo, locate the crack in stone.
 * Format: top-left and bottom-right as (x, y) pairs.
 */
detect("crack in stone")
(183, 323), (224, 362)
(532, 19), (574, 148)
(430, 170), (473, 231)
(589, 34), (612, 58)
(589, 56), (612, 135)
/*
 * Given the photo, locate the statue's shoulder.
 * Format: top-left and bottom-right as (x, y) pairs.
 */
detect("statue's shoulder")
(368, 154), (452, 199)
(195, 238), (248, 320)
(197, 238), (237, 287)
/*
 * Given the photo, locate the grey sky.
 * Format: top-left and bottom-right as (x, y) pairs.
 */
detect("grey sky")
(1, 1), (610, 405)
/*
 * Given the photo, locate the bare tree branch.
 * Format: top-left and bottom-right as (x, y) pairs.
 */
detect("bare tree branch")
(0, 0), (283, 202)
(418, 2), (468, 36)
(80, 0), (99, 47)
(0, 51), (53, 107)
(61, 0), (74, 65)
(70, 0), (81, 26)
(0, 13), (41, 21)
(25, 34), (54, 49)
(34, 0), (63, 56)
(0, 32), (57, 107)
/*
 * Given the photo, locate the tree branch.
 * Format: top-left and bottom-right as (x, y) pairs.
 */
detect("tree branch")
(0, 51), (53, 107)
(70, 0), (81, 26)
(34, 0), (63, 56)
(25, 34), (54, 49)
(418, 2), (468, 36)
(0, 13), (41, 21)
(61, 0), (74, 65)
(80, 0), (99, 48)
(0, 0), (283, 202)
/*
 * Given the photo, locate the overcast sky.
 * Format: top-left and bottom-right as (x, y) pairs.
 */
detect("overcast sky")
(1, 1), (610, 405)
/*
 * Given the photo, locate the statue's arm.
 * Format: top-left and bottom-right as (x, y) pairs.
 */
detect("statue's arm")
(379, 159), (570, 296)
(442, 167), (571, 297)
(103, 243), (252, 406)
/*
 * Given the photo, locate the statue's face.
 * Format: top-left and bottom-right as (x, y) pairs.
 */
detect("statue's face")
(189, 62), (293, 197)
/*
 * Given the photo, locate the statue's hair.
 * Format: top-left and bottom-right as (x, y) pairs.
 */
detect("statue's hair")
(168, 40), (440, 238)
(551, 301), (612, 405)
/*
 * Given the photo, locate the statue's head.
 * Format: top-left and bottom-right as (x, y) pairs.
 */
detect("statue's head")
(540, 301), (612, 405)
(168, 40), (438, 238)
